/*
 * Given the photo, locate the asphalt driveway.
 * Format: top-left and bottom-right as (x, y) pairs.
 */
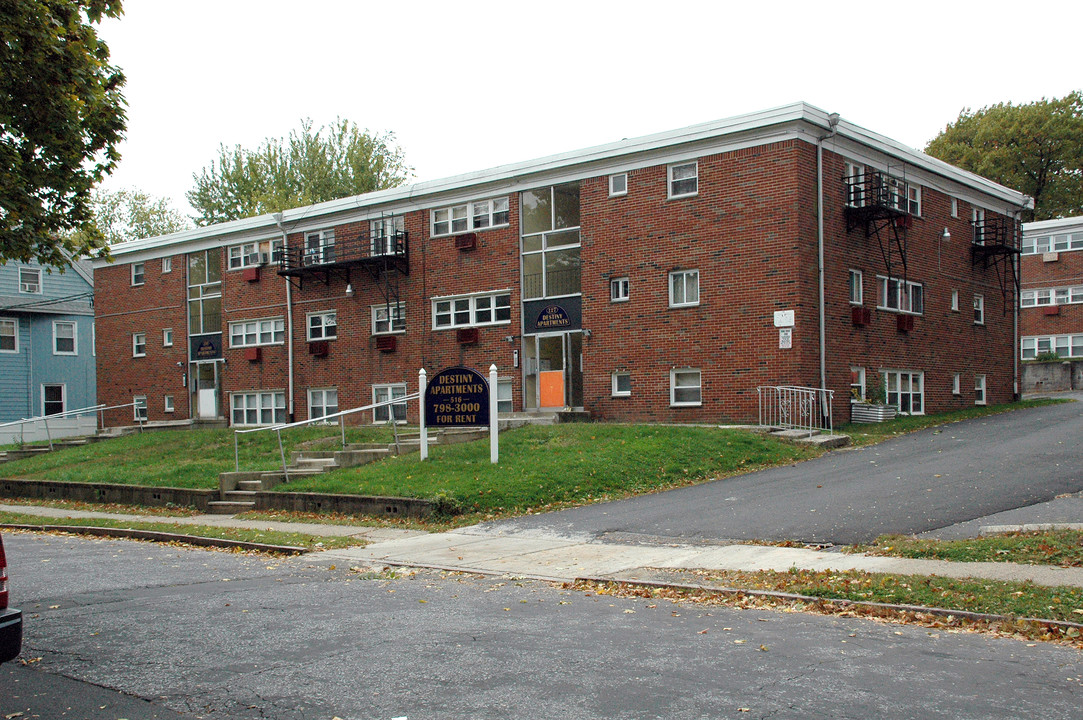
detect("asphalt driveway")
(478, 396), (1083, 545)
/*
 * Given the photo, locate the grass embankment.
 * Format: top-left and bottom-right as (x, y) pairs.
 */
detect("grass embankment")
(857, 530), (1083, 567)
(0, 510), (360, 551)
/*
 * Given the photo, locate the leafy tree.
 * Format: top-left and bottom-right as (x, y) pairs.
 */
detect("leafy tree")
(925, 92), (1083, 221)
(90, 188), (191, 244)
(187, 118), (411, 225)
(0, 0), (127, 267)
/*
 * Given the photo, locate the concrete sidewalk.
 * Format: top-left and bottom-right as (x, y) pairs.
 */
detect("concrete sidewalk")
(5, 502), (1083, 589)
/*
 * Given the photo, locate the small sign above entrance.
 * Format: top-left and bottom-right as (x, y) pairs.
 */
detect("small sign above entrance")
(189, 333), (222, 361)
(535, 304), (572, 331)
(424, 366), (490, 427)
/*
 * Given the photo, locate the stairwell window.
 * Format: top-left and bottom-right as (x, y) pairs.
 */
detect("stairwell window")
(877, 276), (923, 314)
(373, 383), (407, 423)
(973, 295), (985, 325)
(975, 374), (986, 405)
(668, 162), (698, 199)
(849, 270), (863, 305)
(670, 369), (702, 407)
(231, 391), (286, 426)
(308, 388), (339, 420)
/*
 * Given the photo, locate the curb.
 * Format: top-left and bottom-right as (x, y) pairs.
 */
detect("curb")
(0, 523), (308, 555)
(576, 576), (1083, 633)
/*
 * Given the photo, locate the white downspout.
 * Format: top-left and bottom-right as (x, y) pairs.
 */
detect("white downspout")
(272, 213), (295, 421)
(817, 113), (840, 392)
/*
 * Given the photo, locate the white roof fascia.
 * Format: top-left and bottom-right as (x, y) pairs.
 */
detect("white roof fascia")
(1023, 216), (1083, 234)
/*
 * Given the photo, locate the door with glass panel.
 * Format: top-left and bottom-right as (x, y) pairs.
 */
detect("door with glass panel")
(524, 332), (583, 411)
(194, 362), (219, 419)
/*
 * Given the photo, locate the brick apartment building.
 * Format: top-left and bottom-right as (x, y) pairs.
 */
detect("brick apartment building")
(92, 102), (1031, 429)
(1020, 216), (1083, 362)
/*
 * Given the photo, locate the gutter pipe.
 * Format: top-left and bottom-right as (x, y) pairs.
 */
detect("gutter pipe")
(272, 213), (295, 421)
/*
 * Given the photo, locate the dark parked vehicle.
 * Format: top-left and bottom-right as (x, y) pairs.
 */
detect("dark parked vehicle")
(0, 533), (22, 663)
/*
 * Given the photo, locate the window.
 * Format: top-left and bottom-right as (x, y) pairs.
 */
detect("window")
(187, 250), (222, 335)
(497, 379), (513, 414)
(1021, 285), (1083, 307)
(848, 270), (863, 305)
(164, 395), (175, 413)
(975, 374), (986, 406)
(609, 173), (627, 197)
(1021, 335), (1083, 360)
(373, 384), (407, 423)
(162, 257), (172, 273)
(230, 317), (285, 347)
(1023, 233), (1083, 255)
(952, 373), (961, 395)
(521, 183), (581, 299)
(844, 161), (865, 207)
(307, 311), (337, 340)
(612, 372), (631, 397)
(163, 328), (174, 347)
(610, 277), (630, 303)
(371, 303), (406, 335)
(228, 242), (258, 270)
(906, 185), (922, 216)
(133, 395), (148, 421)
(308, 388), (339, 420)
(877, 276), (924, 314)
(132, 332), (146, 357)
(972, 208), (986, 245)
(370, 216), (405, 256)
(950, 198), (958, 218)
(883, 370), (923, 415)
(432, 291), (511, 329)
(53, 321), (76, 355)
(131, 262), (145, 286)
(304, 229), (335, 265)
(973, 295), (985, 325)
(951, 290), (959, 312)
(668, 161), (698, 198)
(431, 197), (509, 236)
(850, 367), (866, 403)
(0, 318), (17, 352)
(19, 267), (41, 294)
(880, 175), (918, 215)
(231, 391), (286, 426)
(42, 384), (64, 416)
(670, 369), (702, 407)
(669, 269), (700, 307)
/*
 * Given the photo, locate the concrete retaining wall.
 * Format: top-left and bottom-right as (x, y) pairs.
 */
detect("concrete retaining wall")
(1022, 360), (1083, 393)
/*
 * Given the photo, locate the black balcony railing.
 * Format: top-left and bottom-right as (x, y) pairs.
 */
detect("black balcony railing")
(277, 231), (408, 277)
(972, 217), (1021, 252)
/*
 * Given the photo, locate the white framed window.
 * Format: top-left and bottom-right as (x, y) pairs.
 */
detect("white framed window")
(133, 395), (148, 421)
(850, 367), (866, 403)
(431, 196), (509, 236)
(906, 184), (922, 216)
(951, 290), (959, 312)
(975, 374), (986, 405)
(162, 256), (172, 273)
(883, 370), (924, 415)
(230, 317), (285, 347)
(609, 173), (628, 197)
(131, 262), (145, 286)
(52, 321), (76, 355)
(881, 175), (918, 214)
(132, 332), (146, 357)
(19, 267), (41, 294)
(164, 395), (175, 413)
(612, 372), (631, 397)
(1020, 285), (1083, 307)
(373, 383), (407, 423)
(610, 277), (630, 303)
(231, 391), (286, 426)
(307, 311), (337, 340)
(973, 295), (985, 325)
(952, 373), (961, 395)
(668, 161), (698, 199)
(228, 242), (258, 270)
(228, 239), (282, 268)
(370, 216), (405, 256)
(1023, 233), (1083, 255)
(950, 198), (958, 218)
(308, 388), (339, 420)
(0, 318), (17, 353)
(669, 269), (700, 308)
(432, 291), (511, 329)
(848, 270), (863, 305)
(42, 384), (65, 416)
(371, 303), (406, 335)
(844, 161), (865, 207)
(972, 208), (986, 245)
(304, 229), (335, 265)
(877, 276), (924, 314)
(497, 379), (513, 414)
(670, 369), (702, 407)
(1021, 334), (1083, 360)
(163, 328), (174, 347)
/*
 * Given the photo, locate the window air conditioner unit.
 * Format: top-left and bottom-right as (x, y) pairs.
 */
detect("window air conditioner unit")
(308, 340), (329, 357)
(375, 336), (397, 352)
(259, 252), (270, 265)
(246, 252), (260, 266)
(242, 267), (260, 283)
(244, 347), (262, 362)
(1043, 305), (1060, 316)
(20, 283), (38, 293)
(896, 314), (915, 332)
(454, 233), (477, 251)
(456, 327), (479, 345)
(851, 306), (871, 326)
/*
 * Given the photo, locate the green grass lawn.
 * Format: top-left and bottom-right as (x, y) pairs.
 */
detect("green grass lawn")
(856, 530), (1083, 567)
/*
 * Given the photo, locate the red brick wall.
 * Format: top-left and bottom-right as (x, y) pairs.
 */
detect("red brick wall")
(1020, 249), (1083, 340)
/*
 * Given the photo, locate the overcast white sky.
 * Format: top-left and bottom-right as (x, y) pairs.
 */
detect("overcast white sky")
(97, 0), (1082, 218)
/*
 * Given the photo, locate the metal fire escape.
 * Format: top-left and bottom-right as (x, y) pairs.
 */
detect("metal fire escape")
(844, 170), (913, 285)
(971, 216), (1021, 314)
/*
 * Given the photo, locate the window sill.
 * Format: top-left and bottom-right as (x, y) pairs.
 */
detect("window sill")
(611, 298), (629, 304)
(432, 320), (511, 332)
(669, 303), (700, 309)
(431, 223), (510, 239)
(667, 192), (699, 201)
(875, 306), (922, 316)
(670, 402), (702, 408)
(372, 331), (407, 337)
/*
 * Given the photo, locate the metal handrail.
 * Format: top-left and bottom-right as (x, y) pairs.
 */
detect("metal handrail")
(757, 386), (834, 438)
(1, 401), (142, 450)
(233, 392), (419, 480)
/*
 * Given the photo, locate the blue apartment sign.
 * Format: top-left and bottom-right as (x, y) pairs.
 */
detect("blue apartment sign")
(535, 304), (572, 330)
(424, 366), (490, 427)
(189, 333), (222, 361)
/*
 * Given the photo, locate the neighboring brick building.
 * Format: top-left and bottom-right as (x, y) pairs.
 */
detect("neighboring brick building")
(92, 103), (1031, 429)
(1019, 216), (1083, 361)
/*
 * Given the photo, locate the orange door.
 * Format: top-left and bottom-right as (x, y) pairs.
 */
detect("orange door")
(540, 370), (565, 408)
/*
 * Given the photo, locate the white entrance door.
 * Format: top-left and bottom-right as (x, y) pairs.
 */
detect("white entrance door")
(195, 363), (219, 419)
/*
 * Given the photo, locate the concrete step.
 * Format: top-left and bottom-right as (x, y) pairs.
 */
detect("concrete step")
(206, 500), (256, 515)
(237, 480), (263, 491)
(797, 433), (851, 449)
(223, 490), (257, 502)
(770, 428), (822, 440)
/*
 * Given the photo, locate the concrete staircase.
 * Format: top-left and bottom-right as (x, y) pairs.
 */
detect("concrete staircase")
(0, 435), (103, 463)
(765, 427), (850, 449)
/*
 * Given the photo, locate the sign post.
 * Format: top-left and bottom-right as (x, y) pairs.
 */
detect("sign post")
(489, 364), (499, 464)
(418, 368), (428, 461)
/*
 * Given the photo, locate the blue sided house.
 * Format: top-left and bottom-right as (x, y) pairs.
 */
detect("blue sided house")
(0, 259), (97, 438)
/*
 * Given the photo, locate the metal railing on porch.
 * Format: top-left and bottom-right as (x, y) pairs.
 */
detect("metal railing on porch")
(757, 386), (834, 438)
(0, 401), (142, 450)
(232, 393), (420, 481)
